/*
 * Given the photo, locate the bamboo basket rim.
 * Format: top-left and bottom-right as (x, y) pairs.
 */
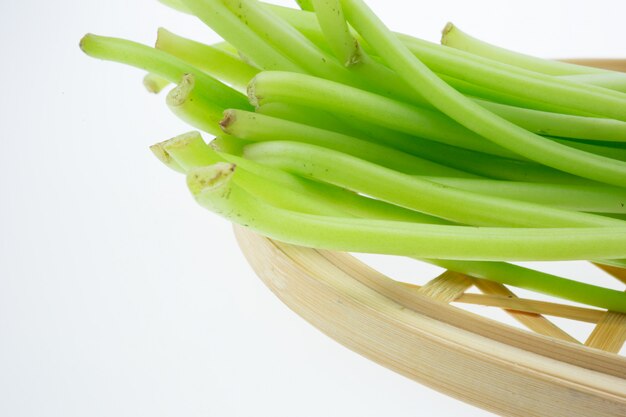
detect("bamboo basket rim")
(234, 226), (626, 416)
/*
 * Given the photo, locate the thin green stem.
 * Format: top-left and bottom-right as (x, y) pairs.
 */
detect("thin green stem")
(156, 28), (260, 90)
(424, 177), (626, 214)
(475, 99), (626, 142)
(80, 34), (250, 111)
(440, 22), (611, 76)
(311, 0), (360, 66)
(560, 73), (626, 93)
(430, 259), (626, 313)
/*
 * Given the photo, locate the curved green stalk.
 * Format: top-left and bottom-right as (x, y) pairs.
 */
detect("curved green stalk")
(79, 34), (250, 111)
(440, 22), (611, 76)
(156, 28), (260, 90)
(221, 109), (474, 177)
(339, 0), (626, 187)
(243, 141), (625, 228)
(179, 0), (301, 71)
(249, 71), (519, 159)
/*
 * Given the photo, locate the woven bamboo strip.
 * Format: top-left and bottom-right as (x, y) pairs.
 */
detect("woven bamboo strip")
(455, 293), (605, 324)
(473, 278), (579, 343)
(585, 265), (626, 353)
(418, 271), (473, 302)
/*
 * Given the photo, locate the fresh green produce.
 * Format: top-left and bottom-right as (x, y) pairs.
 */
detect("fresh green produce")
(81, 0), (626, 312)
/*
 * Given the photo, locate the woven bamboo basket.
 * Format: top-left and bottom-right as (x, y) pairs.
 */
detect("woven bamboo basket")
(233, 59), (626, 417)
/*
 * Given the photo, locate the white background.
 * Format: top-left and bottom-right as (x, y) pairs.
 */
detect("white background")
(1, 1), (625, 416)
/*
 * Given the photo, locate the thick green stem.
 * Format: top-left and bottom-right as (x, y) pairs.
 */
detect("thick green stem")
(188, 164), (626, 261)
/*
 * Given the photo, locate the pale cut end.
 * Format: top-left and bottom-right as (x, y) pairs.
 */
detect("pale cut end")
(167, 73), (195, 107)
(441, 22), (455, 45)
(150, 142), (185, 173)
(150, 131), (203, 173)
(186, 162), (236, 196)
(154, 27), (168, 50)
(345, 40), (362, 67)
(161, 131), (204, 151)
(247, 77), (260, 108)
(219, 109), (237, 133)
(78, 33), (94, 55)
(143, 73), (170, 94)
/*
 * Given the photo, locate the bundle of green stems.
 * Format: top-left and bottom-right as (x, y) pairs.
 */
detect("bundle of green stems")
(81, 0), (626, 312)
